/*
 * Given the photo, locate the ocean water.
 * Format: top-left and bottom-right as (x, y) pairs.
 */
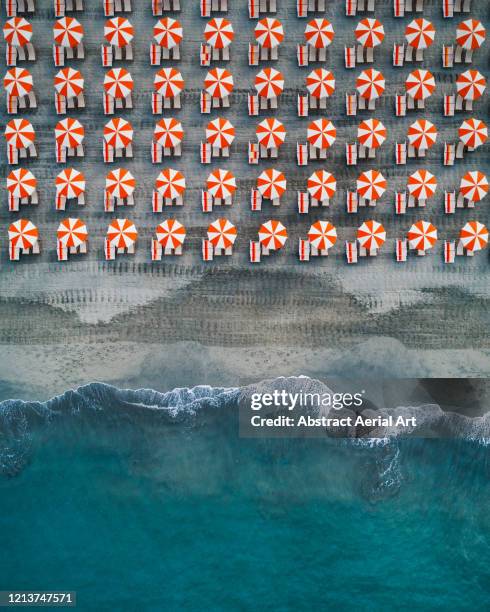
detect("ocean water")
(0, 381), (489, 611)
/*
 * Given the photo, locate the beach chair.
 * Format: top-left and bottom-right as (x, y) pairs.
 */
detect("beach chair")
(444, 241), (455, 263)
(393, 44), (405, 67)
(346, 143), (357, 166)
(395, 192), (407, 214)
(297, 45), (308, 67)
(443, 143), (455, 166)
(297, 95), (309, 117)
(298, 239), (310, 262)
(396, 239), (408, 262)
(201, 190), (213, 213)
(395, 142), (407, 165)
(297, 143), (308, 166)
(344, 46), (356, 69)
(345, 241), (358, 264)
(250, 189), (262, 211)
(395, 94), (407, 117)
(248, 93), (259, 116)
(444, 191), (456, 214)
(248, 44), (259, 66)
(346, 192), (358, 213)
(298, 192), (309, 214)
(346, 93), (357, 116)
(202, 239), (214, 261)
(250, 241), (261, 263)
(442, 45), (454, 68)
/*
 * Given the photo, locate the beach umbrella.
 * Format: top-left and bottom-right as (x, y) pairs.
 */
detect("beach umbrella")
(104, 68), (133, 99)
(258, 219), (287, 250)
(405, 69), (435, 100)
(57, 218), (88, 248)
(155, 168), (186, 200)
(459, 171), (488, 203)
(104, 118), (133, 149)
(205, 117), (235, 149)
(254, 17), (284, 49)
(308, 221), (337, 251)
(254, 67), (284, 99)
(53, 16), (84, 48)
(54, 67), (84, 99)
(207, 218), (237, 249)
(154, 67), (184, 98)
(456, 19), (486, 51)
(304, 18), (335, 49)
(8, 218), (38, 249)
(3, 17), (32, 47)
(305, 68), (335, 99)
(356, 220), (386, 250)
(407, 220), (438, 251)
(6, 168), (36, 199)
(257, 169), (286, 200)
(106, 218), (138, 249)
(458, 118), (488, 149)
(104, 17), (134, 48)
(204, 17), (234, 49)
(156, 219), (186, 249)
(307, 118), (336, 149)
(357, 118), (386, 149)
(407, 119), (437, 150)
(55, 117), (84, 149)
(459, 221), (488, 252)
(307, 170), (336, 201)
(206, 168), (237, 199)
(204, 67), (234, 99)
(4, 118), (36, 149)
(55, 168), (85, 198)
(154, 117), (184, 148)
(357, 170), (387, 201)
(405, 18), (435, 50)
(256, 117), (286, 149)
(456, 70), (486, 101)
(354, 18), (385, 48)
(105, 168), (136, 199)
(3, 67), (33, 98)
(153, 17), (183, 49)
(407, 169), (437, 200)
(355, 68), (385, 101)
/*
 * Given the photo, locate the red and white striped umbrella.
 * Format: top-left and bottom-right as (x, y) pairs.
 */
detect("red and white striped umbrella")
(3, 67), (33, 98)
(6, 168), (36, 199)
(206, 168), (236, 199)
(257, 169), (286, 200)
(207, 218), (237, 249)
(155, 168), (186, 199)
(307, 118), (336, 149)
(104, 17), (134, 48)
(354, 18), (385, 48)
(355, 68), (385, 100)
(204, 17), (234, 49)
(357, 170), (387, 201)
(456, 70), (486, 101)
(407, 119), (437, 150)
(104, 118), (133, 149)
(407, 220), (438, 251)
(156, 219), (186, 249)
(55, 168), (85, 198)
(57, 217), (88, 248)
(105, 168), (136, 199)
(254, 67), (284, 99)
(154, 67), (184, 98)
(306, 68), (335, 99)
(3, 17), (33, 47)
(459, 221), (488, 252)
(456, 19), (486, 51)
(8, 219), (38, 249)
(106, 218), (138, 249)
(258, 219), (288, 250)
(304, 18), (335, 49)
(307, 170), (336, 201)
(405, 69), (435, 100)
(459, 171), (488, 202)
(205, 117), (235, 149)
(254, 17), (284, 49)
(356, 220), (386, 250)
(256, 117), (286, 149)
(53, 16), (84, 48)
(54, 67), (84, 99)
(55, 117), (84, 148)
(308, 221), (337, 251)
(154, 117), (184, 148)
(204, 67), (234, 99)
(153, 17), (183, 49)
(357, 118), (386, 149)
(4, 118), (36, 149)
(407, 169), (437, 200)
(458, 118), (488, 149)
(104, 68), (133, 99)
(405, 18), (435, 50)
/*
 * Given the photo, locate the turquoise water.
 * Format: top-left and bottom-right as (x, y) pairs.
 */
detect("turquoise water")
(0, 384), (489, 611)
